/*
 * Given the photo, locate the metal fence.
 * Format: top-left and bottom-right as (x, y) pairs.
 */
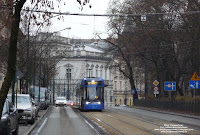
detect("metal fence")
(134, 99), (200, 114)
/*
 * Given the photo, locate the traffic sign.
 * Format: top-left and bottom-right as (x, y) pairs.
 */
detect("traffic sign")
(154, 86), (159, 91)
(153, 80), (159, 86)
(141, 15), (146, 21)
(154, 91), (159, 94)
(164, 82), (176, 91)
(189, 80), (199, 89)
(131, 89), (135, 94)
(191, 72), (200, 80)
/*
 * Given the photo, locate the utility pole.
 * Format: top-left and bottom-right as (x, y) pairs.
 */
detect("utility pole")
(67, 64), (70, 100)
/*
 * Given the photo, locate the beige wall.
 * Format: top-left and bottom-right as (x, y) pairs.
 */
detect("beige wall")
(114, 95), (133, 106)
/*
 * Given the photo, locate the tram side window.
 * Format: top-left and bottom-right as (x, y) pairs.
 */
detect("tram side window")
(97, 87), (103, 99)
(83, 88), (87, 99)
(96, 87), (101, 99)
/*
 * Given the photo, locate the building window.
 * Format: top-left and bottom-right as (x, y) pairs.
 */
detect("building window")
(125, 81), (127, 90)
(96, 69), (98, 77)
(77, 49), (81, 56)
(105, 69), (107, 80)
(100, 69), (102, 77)
(114, 81), (117, 90)
(66, 69), (71, 79)
(120, 81), (122, 91)
(91, 69), (93, 77)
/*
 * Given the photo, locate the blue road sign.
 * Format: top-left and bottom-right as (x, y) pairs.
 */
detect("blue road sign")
(189, 80), (199, 89)
(164, 82), (176, 91)
(131, 89), (135, 94)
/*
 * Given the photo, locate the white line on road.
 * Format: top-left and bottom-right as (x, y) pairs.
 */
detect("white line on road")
(84, 119), (101, 135)
(35, 118), (48, 135)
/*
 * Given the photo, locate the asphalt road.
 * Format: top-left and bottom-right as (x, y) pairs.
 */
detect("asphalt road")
(30, 106), (99, 135)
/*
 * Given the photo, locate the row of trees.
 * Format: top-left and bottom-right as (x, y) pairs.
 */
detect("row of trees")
(0, 0), (90, 118)
(107, 0), (200, 99)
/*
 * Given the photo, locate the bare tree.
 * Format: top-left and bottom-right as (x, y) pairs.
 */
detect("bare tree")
(0, 0), (91, 118)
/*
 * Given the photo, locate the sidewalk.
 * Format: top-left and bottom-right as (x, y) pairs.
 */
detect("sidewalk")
(131, 105), (200, 120)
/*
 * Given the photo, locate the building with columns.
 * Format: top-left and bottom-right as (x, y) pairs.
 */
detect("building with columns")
(54, 39), (114, 106)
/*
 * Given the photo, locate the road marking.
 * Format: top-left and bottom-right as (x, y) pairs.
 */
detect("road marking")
(84, 119), (101, 135)
(36, 118), (48, 135)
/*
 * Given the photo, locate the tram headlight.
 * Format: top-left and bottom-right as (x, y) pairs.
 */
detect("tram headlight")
(97, 101), (101, 104)
(86, 101), (90, 104)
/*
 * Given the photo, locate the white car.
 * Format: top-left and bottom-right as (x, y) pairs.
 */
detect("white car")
(55, 97), (67, 107)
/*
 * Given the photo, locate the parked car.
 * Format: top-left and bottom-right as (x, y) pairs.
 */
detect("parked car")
(30, 86), (50, 110)
(7, 94), (36, 125)
(0, 99), (19, 135)
(55, 97), (67, 107)
(66, 100), (74, 106)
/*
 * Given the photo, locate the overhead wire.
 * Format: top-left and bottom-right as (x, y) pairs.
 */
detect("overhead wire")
(22, 9), (200, 17)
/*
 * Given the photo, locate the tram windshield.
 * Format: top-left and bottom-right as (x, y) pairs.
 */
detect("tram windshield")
(84, 87), (103, 100)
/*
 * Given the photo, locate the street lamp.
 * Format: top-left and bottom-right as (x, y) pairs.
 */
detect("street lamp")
(66, 63), (71, 100)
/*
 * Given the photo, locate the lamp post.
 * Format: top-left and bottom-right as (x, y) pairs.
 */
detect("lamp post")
(66, 64), (71, 100)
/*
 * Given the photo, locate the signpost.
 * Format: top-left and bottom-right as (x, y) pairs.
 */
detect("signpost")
(141, 15), (146, 21)
(153, 80), (159, 86)
(131, 89), (135, 94)
(164, 82), (176, 91)
(154, 86), (159, 97)
(189, 72), (200, 102)
(153, 80), (159, 97)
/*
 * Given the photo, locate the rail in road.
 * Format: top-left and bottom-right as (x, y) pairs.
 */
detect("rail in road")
(75, 107), (200, 135)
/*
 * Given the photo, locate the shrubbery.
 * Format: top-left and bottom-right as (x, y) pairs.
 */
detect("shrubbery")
(175, 95), (200, 102)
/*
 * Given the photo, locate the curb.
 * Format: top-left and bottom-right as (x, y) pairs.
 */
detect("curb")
(23, 107), (50, 135)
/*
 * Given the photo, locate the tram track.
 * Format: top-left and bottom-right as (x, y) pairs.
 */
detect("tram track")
(73, 106), (198, 135)
(82, 111), (157, 135)
(81, 108), (196, 135)
(105, 108), (194, 135)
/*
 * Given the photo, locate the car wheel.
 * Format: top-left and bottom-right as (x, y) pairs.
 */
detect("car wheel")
(12, 123), (19, 135)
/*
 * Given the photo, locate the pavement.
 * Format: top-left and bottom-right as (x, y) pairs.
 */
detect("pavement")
(130, 105), (200, 120)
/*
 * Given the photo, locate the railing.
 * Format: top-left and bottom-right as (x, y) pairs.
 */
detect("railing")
(134, 99), (200, 114)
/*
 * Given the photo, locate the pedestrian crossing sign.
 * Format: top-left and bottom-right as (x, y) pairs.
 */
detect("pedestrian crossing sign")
(191, 72), (200, 80)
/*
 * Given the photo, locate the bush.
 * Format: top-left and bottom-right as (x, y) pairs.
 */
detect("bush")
(175, 95), (200, 102)
(144, 94), (154, 100)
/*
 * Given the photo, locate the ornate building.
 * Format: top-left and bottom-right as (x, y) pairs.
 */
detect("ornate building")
(54, 38), (114, 106)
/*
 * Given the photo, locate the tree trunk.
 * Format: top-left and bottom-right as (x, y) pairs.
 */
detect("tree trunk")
(0, 0), (26, 118)
(127, 62), (138, 105)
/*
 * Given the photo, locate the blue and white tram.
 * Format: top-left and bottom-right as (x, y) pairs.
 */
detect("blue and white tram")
(78, 77), (105, 111)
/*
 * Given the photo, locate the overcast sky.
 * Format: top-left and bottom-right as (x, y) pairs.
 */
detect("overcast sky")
(49, 0), (110, 39)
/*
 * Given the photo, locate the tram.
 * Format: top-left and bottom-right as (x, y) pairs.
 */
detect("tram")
(77, 77), (105, 111)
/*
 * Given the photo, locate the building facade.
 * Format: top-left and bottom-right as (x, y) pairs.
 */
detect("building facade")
(53, 39), (114, 106)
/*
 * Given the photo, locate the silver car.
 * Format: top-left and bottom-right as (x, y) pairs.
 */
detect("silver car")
(7, 94), (36, 125)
